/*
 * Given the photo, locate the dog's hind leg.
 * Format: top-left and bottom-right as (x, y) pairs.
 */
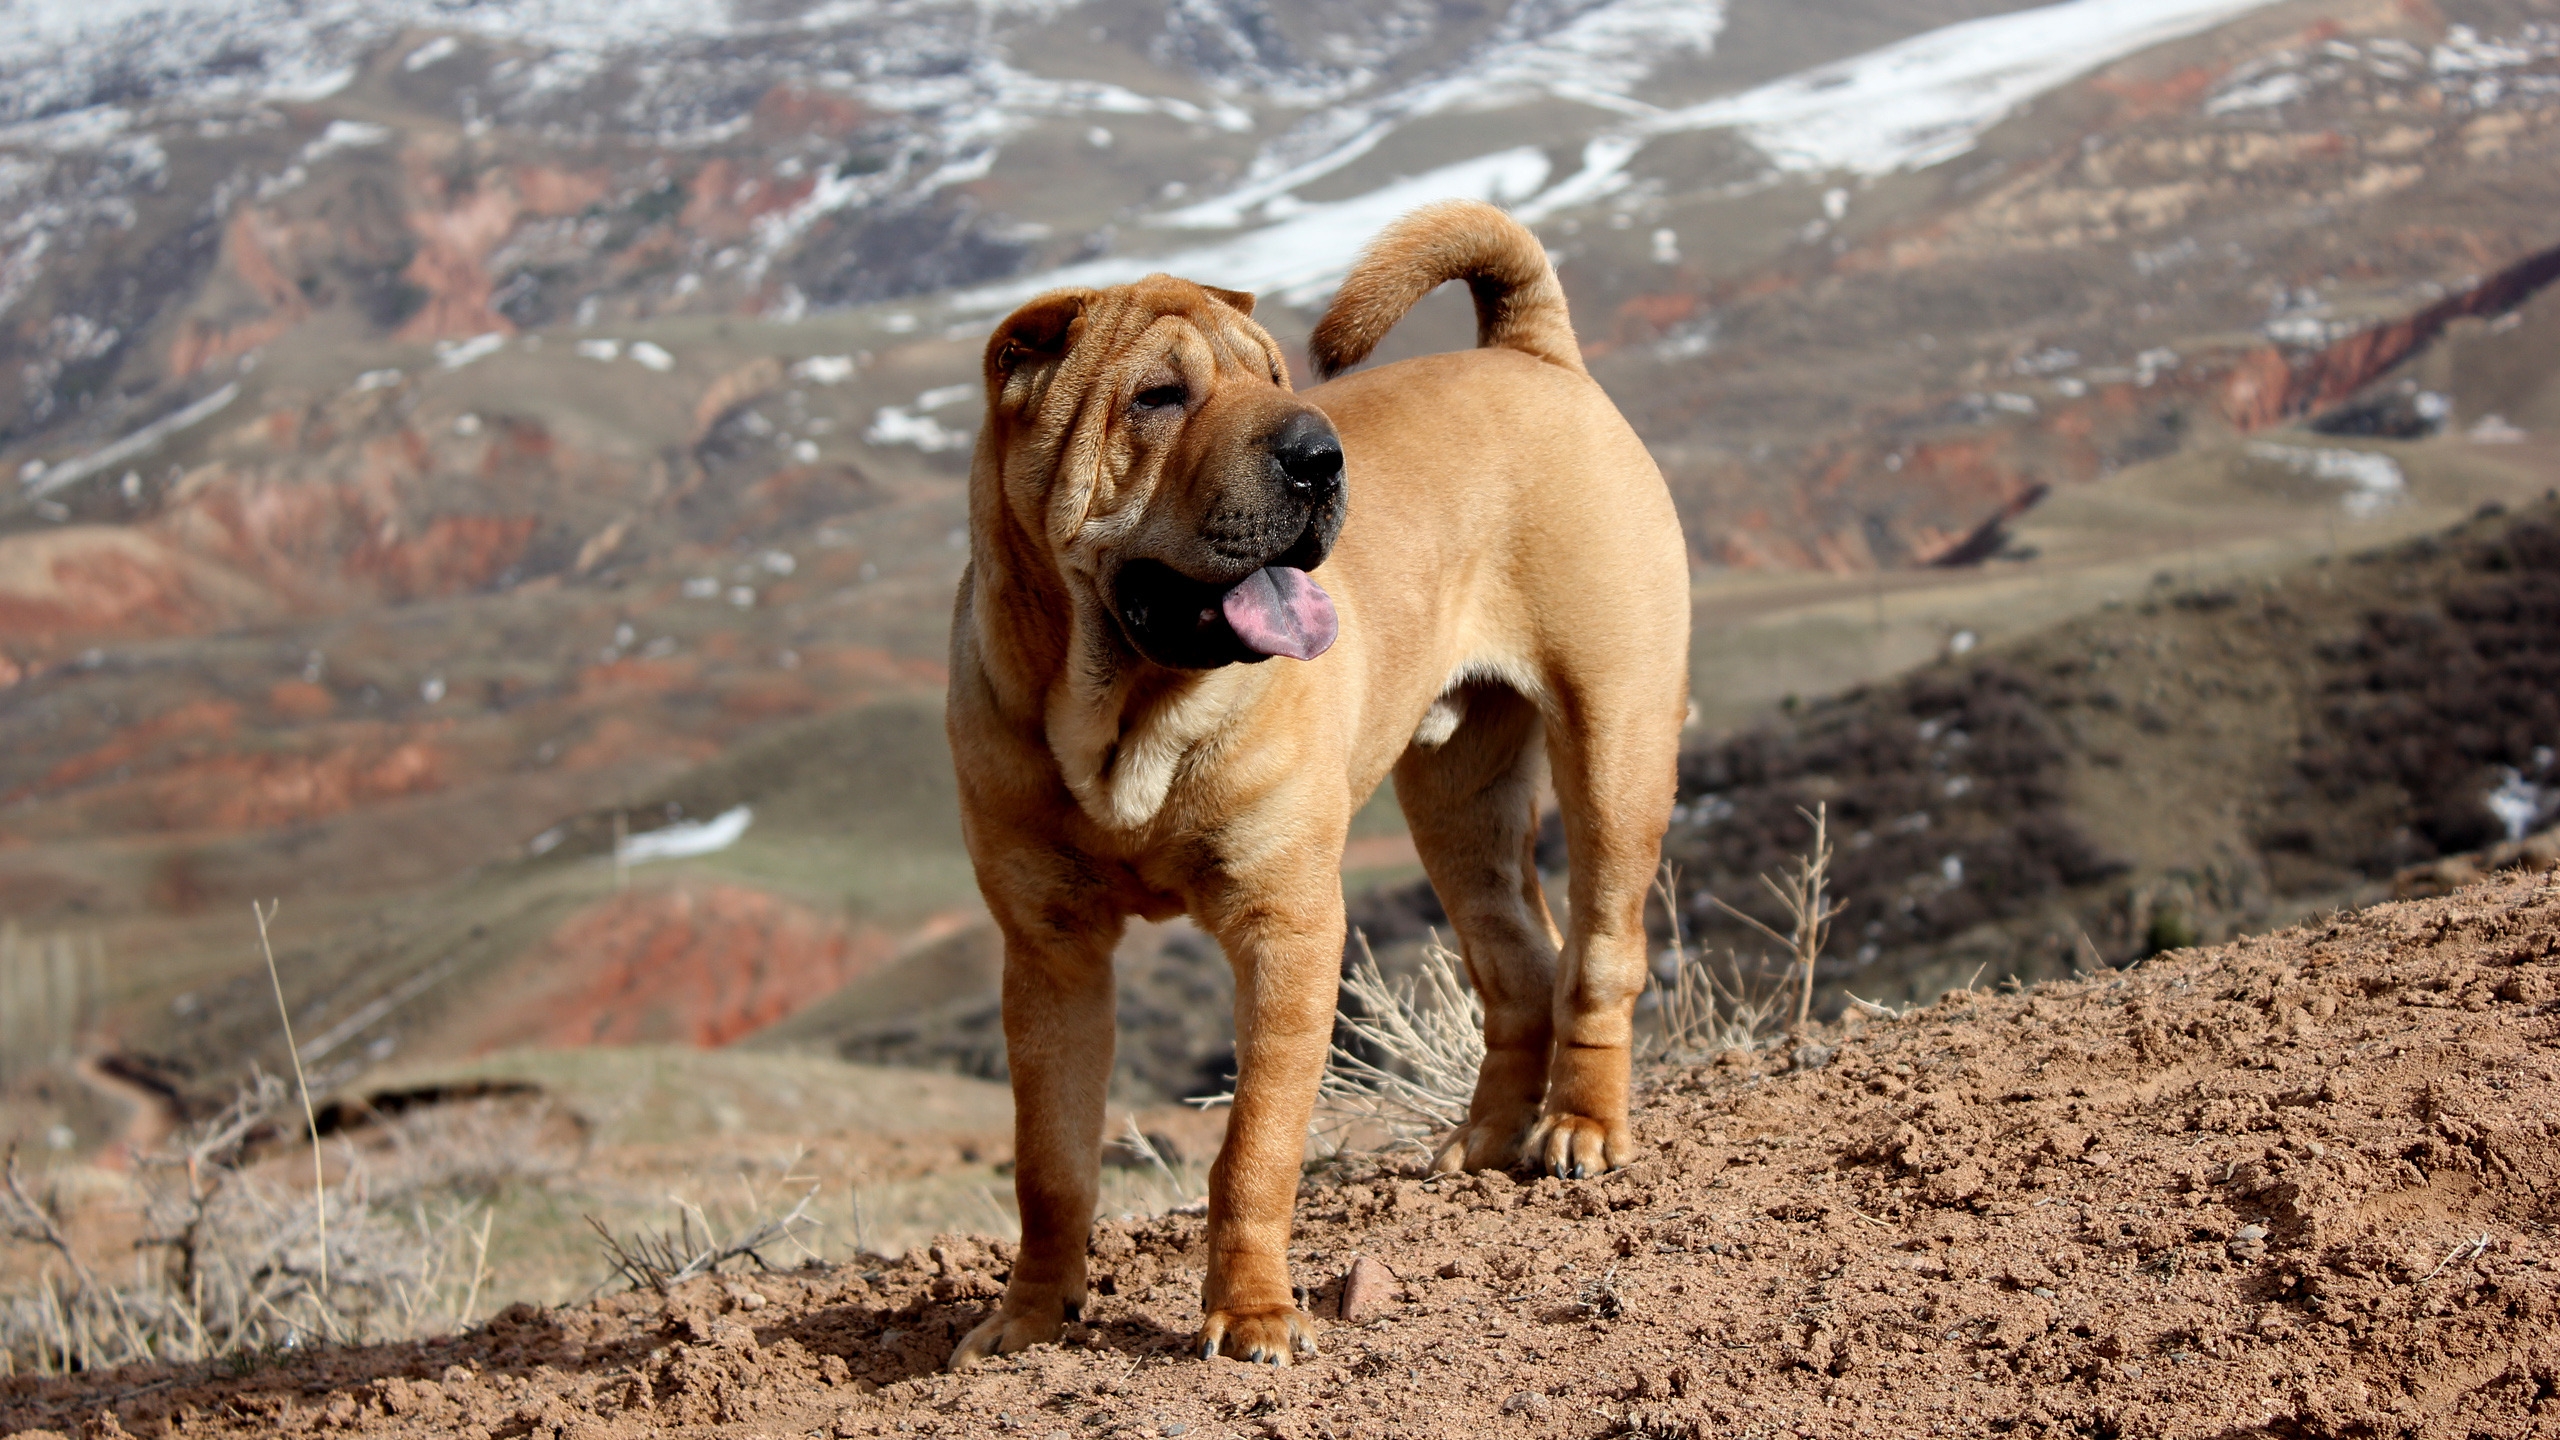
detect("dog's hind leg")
(1530, 661), (1685, 1179)
(950, 891), (1124, 1370)
(1392, 681), (1562, 1173)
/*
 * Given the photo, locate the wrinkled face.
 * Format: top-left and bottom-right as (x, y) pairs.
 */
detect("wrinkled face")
(981, 275), (1346, 670)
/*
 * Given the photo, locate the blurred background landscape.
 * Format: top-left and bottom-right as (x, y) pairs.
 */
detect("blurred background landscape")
(2, 0), (2557, 1330)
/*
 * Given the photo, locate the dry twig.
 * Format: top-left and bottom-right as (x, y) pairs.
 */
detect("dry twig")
(1710, 802), (1847, 1030)
(254, 901), (328, 1298)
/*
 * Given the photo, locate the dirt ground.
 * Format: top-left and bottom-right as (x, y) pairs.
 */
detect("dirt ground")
(8, 869), (2556, 1440)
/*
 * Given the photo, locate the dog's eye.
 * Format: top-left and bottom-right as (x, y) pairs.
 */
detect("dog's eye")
(1133, 384), (1187, 412)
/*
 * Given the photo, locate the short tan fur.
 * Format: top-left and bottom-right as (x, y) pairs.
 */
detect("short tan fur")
(946, 199), (1690, 1368)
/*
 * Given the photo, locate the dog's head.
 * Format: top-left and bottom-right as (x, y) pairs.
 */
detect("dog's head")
(978, 275), (1344, 670)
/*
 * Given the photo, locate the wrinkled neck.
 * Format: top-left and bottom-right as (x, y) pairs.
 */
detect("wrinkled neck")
(966, 449), (1074, 722)
(1044, 624), (1267, 833)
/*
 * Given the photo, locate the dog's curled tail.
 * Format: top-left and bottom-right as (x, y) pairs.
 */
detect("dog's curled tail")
(1308, 200), (1584, 382)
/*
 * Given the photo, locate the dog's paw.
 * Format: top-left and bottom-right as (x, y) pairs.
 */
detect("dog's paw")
(1196, 1305), (1318, 1366)
(1526, 1113), (1632, 1180)
(1430, 1118), (1528, 1174)
(947, 1298), (1075, 1371)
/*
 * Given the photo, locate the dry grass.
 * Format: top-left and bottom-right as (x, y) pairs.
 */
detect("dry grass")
(0, 1077), (543, 1377)
(1302, 934), (1487, 1155)
(1706, 802), (1846, 1032)
(1306, 824), (1844, 1160)
(1644, 865), (1791, 1062)
(1300, 911), (1797, 1160)
(585, 1148), (825, 1296)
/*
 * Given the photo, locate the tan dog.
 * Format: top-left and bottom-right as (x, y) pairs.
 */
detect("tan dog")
(945, 200), (1689, 1368)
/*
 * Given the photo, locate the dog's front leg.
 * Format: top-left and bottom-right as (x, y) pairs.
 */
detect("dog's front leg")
(1195, 882), (1341, 1364)
(950, 906), (1123, 1369)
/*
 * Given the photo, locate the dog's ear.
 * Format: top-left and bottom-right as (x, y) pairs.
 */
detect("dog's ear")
(1203, 286), (1256, 318)
(986, 289), (1091, 381)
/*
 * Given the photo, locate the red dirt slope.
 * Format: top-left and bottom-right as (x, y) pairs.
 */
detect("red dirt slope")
(6, 872), (2556, 1439)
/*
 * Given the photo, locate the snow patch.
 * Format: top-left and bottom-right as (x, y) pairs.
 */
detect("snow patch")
(301, 118), (389, 162)
(617, 804), (753, 864)
(435, 332), (508, 370)
(1158, 0), (1725, 231)
(790, 355), (857, 385)
(2246, 442), (2406, 518)
(20, 381), (238, 497)
(403, 35), (461, 72)
(2204, 71), (2310, 114)
(960, 147), (1551, 311)
(1635, 0), (2284, 178)
(2485, 769), (2551, 842)
(864, 383), (979, 452)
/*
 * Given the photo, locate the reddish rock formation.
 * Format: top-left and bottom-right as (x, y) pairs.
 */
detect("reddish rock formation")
(139, 733), (448, 830)
(153, 466), (542, 604)
(477, 882), (900, 1050)
(2220, 236), (2560, 428)
(0, 527), (272, 652)
(168, 210), (315, 377)
(34, 698), (242, 793)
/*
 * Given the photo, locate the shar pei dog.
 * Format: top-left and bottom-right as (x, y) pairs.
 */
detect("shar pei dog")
(946, 199), (1689, 1367)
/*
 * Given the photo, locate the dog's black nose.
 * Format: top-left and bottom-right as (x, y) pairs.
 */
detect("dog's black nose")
(1271, 412), (1343, 501)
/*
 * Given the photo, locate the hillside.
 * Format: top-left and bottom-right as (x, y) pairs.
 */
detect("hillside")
(5, 0), (2560, 1193)
(7, 867), (2555, 1437)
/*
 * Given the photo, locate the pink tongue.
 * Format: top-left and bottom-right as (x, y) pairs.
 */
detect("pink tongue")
(1220, 567), (1338, 661)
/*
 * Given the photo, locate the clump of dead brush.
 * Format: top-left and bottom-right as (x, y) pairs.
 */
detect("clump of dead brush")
(1312, 932), (1485, 1155)
(1643, 864), (1787, 1062)
(1, 1076), (514, 1377)
(1245, 812), (1844, 1164)
(585, 1153), (824, 1296)
(1706, 802), (1846, 1032)
(1187, 931), (1484, 1158)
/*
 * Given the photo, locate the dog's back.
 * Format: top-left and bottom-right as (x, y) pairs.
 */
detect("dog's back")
(1309, 200), (1584, 382)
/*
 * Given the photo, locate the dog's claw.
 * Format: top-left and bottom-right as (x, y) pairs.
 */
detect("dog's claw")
(1196, 1306), (1315, 1365)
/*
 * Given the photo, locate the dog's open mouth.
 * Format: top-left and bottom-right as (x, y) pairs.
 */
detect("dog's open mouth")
(1114, 560), (1338, 668)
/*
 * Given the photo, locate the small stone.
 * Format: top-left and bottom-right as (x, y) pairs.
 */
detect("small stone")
(2031, 1287), (2057, 1299)
(2234, 1223), (2270, 1243)
(1340, 1256), (1398, 1322)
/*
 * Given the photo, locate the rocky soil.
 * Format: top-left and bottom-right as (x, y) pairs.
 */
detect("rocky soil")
(8, 868), (2555, 1439)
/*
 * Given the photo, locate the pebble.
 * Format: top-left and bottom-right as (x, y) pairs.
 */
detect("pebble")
(1341, 1255), (1399, 1322)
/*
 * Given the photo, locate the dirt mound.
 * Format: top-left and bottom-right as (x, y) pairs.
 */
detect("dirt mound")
(10, 870), (2554, 1438)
